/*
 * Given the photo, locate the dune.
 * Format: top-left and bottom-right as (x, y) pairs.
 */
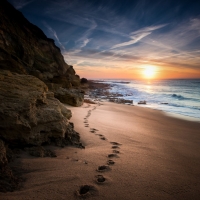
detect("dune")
(2, 101), (200, 200)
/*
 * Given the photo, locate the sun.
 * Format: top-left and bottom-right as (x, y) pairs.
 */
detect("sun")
(143, 66), (156, 79)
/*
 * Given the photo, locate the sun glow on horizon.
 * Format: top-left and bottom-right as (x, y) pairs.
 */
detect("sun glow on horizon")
(142, 65), (157, 79)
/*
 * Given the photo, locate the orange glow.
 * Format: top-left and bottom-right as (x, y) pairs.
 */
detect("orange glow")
(74, 63), (200, 80)
(142, 66), (157, 79)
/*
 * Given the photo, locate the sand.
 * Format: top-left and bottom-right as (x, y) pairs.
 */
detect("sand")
(1, 102), (200, 200)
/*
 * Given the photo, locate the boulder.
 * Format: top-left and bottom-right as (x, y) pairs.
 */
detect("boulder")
(0, 70), (76, 146)
(138, 100), (147, 105)
(54, 88), (84, 107)
(70, 74), (81, 87)
(81, 78), (88, 84)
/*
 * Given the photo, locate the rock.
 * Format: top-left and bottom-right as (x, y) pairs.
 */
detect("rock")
(28, 146), (56, 157)
(81, 78), (88, 84)
(0, 70), (75, 147)
(0, 139), (19, 192)
(70, 75), (80, 87)
(138, 100), (147, 104)
(0, 0), (83, 99)
(50, 76), (72, 89)
(0, 140), (7, 168)
(55, 123), (84, 148)
(0, 1), (69, 77)
(84, 99), (96, 104)
(109, 98), (133, 104)
(54, 88), (84, 107)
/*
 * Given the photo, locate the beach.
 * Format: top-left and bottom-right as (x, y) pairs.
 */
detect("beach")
(1, 101), (200, 200)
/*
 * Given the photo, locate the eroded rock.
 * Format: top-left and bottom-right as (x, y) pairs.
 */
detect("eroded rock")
(54, 88), (84, 107)
(0, 71), (76, 146)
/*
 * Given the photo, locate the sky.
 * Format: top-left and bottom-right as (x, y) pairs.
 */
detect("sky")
(8, 0), (200, 79)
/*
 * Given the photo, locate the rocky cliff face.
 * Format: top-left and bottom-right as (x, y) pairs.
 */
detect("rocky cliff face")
(0, 0), (85, 191)
(0, 70), (82, 147)
(0, 0), (84, 106)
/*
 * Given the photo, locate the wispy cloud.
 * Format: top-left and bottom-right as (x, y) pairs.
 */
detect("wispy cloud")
(78, 38), (91, 48)
(130, 24), (167, 35)
(75, 19), (97, 48)
(111, 32), (151, 49)
(111, 24), (167, 49)
(10, 0), (35, 9)
(43, 21), (66, 51)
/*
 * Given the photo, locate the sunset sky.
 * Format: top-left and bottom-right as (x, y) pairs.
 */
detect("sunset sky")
(8, 0), (200, 79)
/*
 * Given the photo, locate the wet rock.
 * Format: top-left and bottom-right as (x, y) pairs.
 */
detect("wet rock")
(109, 98), (133, 104)
(138, 100), (147, 104)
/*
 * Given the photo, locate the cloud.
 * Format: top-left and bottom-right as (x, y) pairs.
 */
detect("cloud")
(79, 38), (91, 48)
(43, 21), (66, 51)
(10, 0), (35, 9)
(130, 24), (167, 35)
(111, 32), (151, 49)
(111, 24), (167, 49)
(75, 19), (97, 48)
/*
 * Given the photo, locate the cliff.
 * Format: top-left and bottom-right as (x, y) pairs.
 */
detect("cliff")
(0, 0), (84, 192)
(0, 0), (83, 106)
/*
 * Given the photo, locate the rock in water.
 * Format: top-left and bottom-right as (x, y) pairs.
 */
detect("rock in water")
(0, 70), (79, 146)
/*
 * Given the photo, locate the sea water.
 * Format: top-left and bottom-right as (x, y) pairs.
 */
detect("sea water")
(102, 79), (200, 120)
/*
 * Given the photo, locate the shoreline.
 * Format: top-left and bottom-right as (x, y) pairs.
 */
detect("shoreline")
(135, 104), (200, 123)
(86, 80), (200, 123)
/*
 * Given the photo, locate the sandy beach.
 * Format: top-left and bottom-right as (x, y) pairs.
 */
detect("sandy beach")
(1, 102), (200, 200)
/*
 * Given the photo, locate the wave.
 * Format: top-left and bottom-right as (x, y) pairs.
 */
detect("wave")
(171, 94), (200, 103)
(172, 94), (185, 100)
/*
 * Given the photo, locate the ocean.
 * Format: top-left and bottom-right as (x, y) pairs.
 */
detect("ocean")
(102, 79), (200, 120)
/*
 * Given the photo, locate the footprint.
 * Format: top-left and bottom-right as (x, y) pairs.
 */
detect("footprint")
(108, 154), (118, 158)
(76, 185), (98, 197)
(95, 175), (106, 183)
(113, 150), (120, 154)
(110, 142), (122, 146)
(97, 165), (111, 172)
(107, 160), (115, 165)
(100, 137), (106, 140)
(85, 125), (89, 127)
(90, 130), (96, 133)
(112, 145), (120, 149)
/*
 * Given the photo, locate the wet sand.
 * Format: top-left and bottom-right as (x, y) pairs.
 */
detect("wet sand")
(2, 102), (200, 200)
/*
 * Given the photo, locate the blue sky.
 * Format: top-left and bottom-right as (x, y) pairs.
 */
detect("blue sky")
(8, 0), (200, 79)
